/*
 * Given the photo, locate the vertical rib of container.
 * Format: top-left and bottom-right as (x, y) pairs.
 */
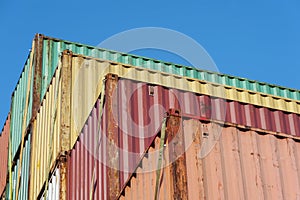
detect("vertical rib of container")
(0, 114), (10, 197)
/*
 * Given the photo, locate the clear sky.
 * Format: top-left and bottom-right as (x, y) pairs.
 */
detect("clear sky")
(0, 0), (299, 128)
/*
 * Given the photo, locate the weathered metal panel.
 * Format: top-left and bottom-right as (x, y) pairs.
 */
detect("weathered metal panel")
(39, 34), (300, 101)
(6, 134), (31, 200)
(10, 52), (34, 160)
(0, 114), (10, 197)
(39, 167), (60, 200)
(14, 48), (298, 199)
(67, 54), (300, 117)
(29, 66), (62, 200)
(120, 119), (300, 199)
(66, 77), (300, 199)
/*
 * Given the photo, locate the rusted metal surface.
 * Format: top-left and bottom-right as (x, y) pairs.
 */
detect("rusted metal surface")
(32, 33), (44, 116)
(105, 74), (120, 199)
(0, 114), (10, 197)
(166, 110), (188, 200)
(59, 50), (73, 200)
(120, 119), (300, 199)
(66, 76), (300, 199)
(66, 54), (300, 115)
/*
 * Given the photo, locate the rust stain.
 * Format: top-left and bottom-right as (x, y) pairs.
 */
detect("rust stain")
(59, 50), (73, 200)
(32, 33), (44, 117)
(60, 155), (68, 200)
(105, 73), (120, 199)
(166, 109), (188, 200)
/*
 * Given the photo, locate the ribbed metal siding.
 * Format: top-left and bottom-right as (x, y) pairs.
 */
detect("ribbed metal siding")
(66, 78), (300, 199)
(39, 35), (300, 101)
(0, 115), (10, 197)
(66, 53), (300, 149)
(68, 55), (300, 115)
(29, 68), (62, 200)
(120, 119), (300, 200)
(6, 134), (31, 200)
(39, 167), (60, 200)
(10, 55), (34, 160)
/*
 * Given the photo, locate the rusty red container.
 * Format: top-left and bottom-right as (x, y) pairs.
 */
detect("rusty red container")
(66, 77), (300, 199)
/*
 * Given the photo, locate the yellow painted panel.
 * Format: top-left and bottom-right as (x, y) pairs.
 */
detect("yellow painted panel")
(29, 66), (62, 200)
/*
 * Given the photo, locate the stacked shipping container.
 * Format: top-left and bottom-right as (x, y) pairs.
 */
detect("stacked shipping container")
(0, 34), (299, 199)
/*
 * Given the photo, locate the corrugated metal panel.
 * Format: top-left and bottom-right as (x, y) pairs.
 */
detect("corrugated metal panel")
(10, 52), (34, 160)
(29, 66), (62, 200)
(25, 50), (300, 199)
(46, 52), (299, 155)
(6, 134), (31, 200)
(67, 55), (300, 121)
(0, 114), (10, 197)
(120, 119), (300, 199)
(39, 167), (60, 200)
(66, 77), (300, 199)
(39, 34), (300, 101)
(68, 56), (300, 137)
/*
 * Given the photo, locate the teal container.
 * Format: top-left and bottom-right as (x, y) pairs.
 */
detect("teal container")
(40, 35), (300, 101)
(6, 134), (31, 200)
(10, 55), (33, 160)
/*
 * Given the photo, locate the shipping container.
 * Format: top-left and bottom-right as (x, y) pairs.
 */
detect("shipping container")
(28, 50), (300, 199)
(66, 77), (300, 199)
(6, 134), (31, 200)
(9, 32), (300, 168)
(9, 33), (300, 169)
(5, 33), (300, 200)
(119, 119), (300, 200)
(0, 114), (10, 197)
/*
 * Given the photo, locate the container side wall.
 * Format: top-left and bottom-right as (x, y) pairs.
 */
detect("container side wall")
(29, 67), (62, 200)
(66, 77), (300, 199)
(10, 56), (34, 160)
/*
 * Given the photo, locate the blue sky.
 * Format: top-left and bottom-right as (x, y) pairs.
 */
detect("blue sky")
(0, 0), (299, 127)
